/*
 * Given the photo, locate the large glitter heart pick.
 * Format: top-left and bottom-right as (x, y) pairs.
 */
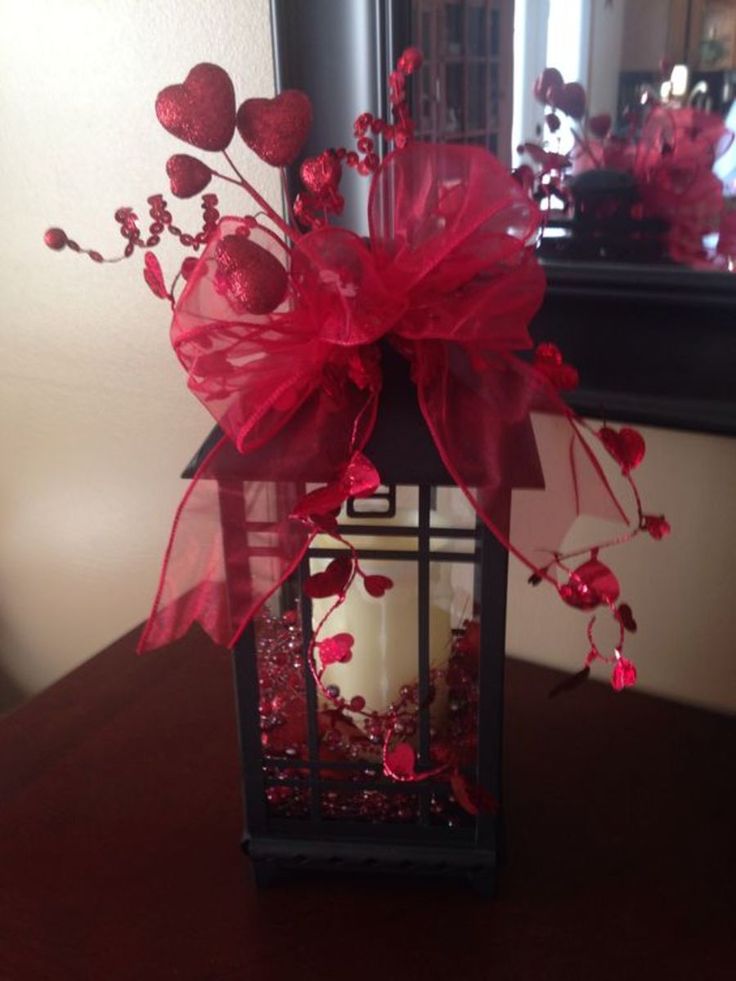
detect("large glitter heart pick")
(155, 64), (235, 152)
(214, 234), (288, 314)
(236, 90), (312, 166)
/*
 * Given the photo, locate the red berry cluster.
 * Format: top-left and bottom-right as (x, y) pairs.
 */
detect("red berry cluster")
(293, 150), (344, 229)
(146, 192), (220, 249)
(43, 227), (104, 263)
(44, 192), (219, 281)
(293, 47), (422, 228)
(44, 192), (221, 303)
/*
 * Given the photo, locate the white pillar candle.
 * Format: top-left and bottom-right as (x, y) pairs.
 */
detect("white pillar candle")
(309, 487), (476, 717)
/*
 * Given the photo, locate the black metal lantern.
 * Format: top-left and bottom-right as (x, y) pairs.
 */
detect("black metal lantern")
(188, 346), (511, 895)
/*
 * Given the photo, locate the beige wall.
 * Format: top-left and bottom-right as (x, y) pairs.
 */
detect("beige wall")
(621, 0), (673, 71)
(0, 0), (279, 704)
(1, 1), (735, 717)
(587, 0), (626, 118)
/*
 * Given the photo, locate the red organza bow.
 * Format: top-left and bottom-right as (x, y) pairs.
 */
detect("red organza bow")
(139, 141), (629, 653)
(574, 106), (733, 265)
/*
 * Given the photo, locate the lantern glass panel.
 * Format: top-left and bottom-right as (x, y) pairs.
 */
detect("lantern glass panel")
(249, 482), (493, 833)
(431, 484), (476, 528)
(314, 556), (420, 718)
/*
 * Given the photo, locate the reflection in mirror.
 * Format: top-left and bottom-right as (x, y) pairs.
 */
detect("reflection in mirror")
(412, 0), (511, 156)
(409, 0), (736, 271)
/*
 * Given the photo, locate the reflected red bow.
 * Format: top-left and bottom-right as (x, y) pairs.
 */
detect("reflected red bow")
(139, 141), (630, 655)
(572, 105), (733, 266)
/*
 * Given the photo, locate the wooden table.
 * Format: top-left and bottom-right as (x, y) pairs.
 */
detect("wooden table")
(1, 627), (734, 980)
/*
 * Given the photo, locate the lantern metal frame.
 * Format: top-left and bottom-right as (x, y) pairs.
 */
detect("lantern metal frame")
(187, 347), (510, 894)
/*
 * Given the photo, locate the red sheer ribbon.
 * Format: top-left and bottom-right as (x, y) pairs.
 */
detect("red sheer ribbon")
(139, 142), (630, 654)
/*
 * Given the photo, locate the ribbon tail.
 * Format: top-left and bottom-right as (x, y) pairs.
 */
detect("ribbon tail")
(137, 435), (312, 653)
(138, 375), (381, 654)
(412, 342), (632, 583)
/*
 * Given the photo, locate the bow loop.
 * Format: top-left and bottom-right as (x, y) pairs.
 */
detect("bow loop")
(369, 143), (544, 346)
(290, 227), (403, 345)
(142, 141), (637, 662)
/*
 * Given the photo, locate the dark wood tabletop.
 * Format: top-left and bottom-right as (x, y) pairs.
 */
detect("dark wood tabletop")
(1, 627), (734, 981)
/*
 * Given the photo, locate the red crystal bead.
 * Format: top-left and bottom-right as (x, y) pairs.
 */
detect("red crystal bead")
(44, 228), (67, 250)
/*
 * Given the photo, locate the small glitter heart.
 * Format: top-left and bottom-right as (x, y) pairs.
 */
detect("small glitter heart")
(166, 155), (212, 198)
(300, 151), (341, 194)
(599, 426), (646, 473)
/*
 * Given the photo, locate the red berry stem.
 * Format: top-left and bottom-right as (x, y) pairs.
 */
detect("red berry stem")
(221, 150), (297, 241)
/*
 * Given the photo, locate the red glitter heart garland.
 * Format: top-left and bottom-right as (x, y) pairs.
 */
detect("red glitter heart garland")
(559, 557), (620, 609)
(363, 575), (394, 598)
(317, 633), (354, 666)
(303, 556), (353, 600)
(599, 425), (646, 474)
(291, 452), (381, 523)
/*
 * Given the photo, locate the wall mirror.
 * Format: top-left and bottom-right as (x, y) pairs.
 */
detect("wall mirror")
(409, 0), (736, 274)
(272, 0), (736, 434)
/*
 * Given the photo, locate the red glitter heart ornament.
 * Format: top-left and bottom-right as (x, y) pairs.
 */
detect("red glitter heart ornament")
(318, 633), (354, 666)
(291, 484), (346, 520)
(642, 514), (671, 540)
(155, 63), (235, 151)
(342, 452), (381, 498)
(300, 151), (341, 195)
(292, 451), (381, 524)
(385, 742), (416, 780)
(166, 155), (212, 198)
(363, 575), (394, 598)
(559, 558), (620, 609)
(236, 90), (313, 166)
(617, 603), (638, 632)
(214, 234), (288, 314)
(611, 656), (637, 692)
(599, 426), (646, 474)
(304, 556), (353, 599)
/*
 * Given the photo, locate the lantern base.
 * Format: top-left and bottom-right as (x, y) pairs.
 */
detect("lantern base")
(242, 834), (500, 897)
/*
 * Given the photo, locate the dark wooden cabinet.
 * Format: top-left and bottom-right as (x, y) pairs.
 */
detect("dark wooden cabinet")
(533, 260), (736, 437)
(412, 0), (514, 163)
